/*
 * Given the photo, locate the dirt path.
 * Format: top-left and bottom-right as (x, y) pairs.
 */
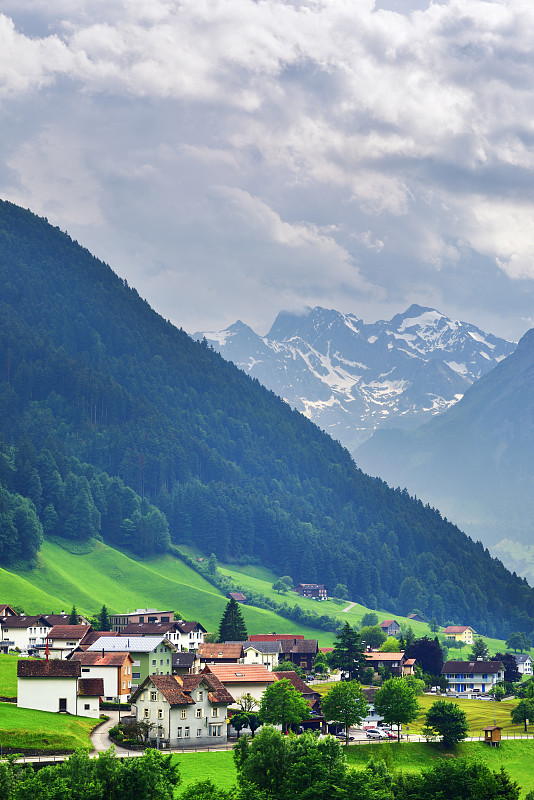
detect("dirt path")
(341, 601), (356, 612)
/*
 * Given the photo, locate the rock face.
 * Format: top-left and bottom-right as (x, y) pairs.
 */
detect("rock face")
(195, 305), (514, 452)
(355, 328), (534, 575)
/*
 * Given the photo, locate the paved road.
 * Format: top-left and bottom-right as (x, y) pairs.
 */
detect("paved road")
(91, 711), (131, 754)
(341, 601), (357, 613)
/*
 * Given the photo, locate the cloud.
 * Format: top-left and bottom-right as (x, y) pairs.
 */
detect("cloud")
(1, 1), (534, 339)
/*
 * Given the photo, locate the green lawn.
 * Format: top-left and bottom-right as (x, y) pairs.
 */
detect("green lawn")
(0, 702), (96, 751)
(173, 751), (237, 795)
(0, 655), (19, 697)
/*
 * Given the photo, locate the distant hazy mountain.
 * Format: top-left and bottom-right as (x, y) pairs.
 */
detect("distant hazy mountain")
(356, 327), (534, 578)
(195, 305), (514, 452)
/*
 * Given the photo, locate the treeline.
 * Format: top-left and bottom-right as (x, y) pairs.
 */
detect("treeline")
(0, 199), (533, 639)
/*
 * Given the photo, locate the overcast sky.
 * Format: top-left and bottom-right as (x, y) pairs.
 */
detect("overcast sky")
(1, 0), (534, 341)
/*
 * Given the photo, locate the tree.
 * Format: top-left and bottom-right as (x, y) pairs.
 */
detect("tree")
(273, 660), (306, 679)
(98, 604), (111, 631)
(237, 693), (258, 712)
(511, 699), (534, 732)
(400, 758), (520, 800)
(272, 579), (289, 594)
(406, 636), (444, 676)
(373, 678), (420, 741)
(230, 711), (250, 739)
(425, 700), (469, 746)
(330, 622), (367, 681)
(321, 680), (369, 743)
(468, 637), (490, 661)
(380, 637), (401, 653)
(258, 678), (311, 733)
(495, 652), (521, 684)
(361, 612), (379, 627)
(333, 583), (348, 600)
(69, 605), (78, 625)
(207, 553), (217, 575)
(218, 597), (247, 642)
(360, 625), (387, 649)
(506, 632), (530, 653)
(430, 617), (439, 633)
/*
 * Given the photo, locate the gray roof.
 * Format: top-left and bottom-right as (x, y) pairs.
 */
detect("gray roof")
(87, 636), (174, 653)
(442, 660), (504, 674)
(515, 653), (532, 664)
(243, 641), (282, 654)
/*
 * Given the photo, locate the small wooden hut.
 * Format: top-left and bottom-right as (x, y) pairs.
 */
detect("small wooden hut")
(484, 726), (502, 747)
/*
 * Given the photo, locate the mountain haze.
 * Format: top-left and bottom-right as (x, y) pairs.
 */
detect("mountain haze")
(0, 199), (532, 639)
(195, 306), (514, 452)
(356, 328), (534, 579)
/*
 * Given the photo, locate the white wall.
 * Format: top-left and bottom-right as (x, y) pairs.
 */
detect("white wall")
(18, 677), (78, 714)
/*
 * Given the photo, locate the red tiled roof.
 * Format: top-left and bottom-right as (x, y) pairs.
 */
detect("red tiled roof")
(365, 652), (404, 662)
(181, 673), (234, 705)
(443, 626), (472, 634)
(150, 674), (195, 705)
(17, 659), (81, 678)
(70, 651), (133, 667)
(79, 630), (118, 647)
(202, 664), (277, 683)
(78, 678), (104, 697)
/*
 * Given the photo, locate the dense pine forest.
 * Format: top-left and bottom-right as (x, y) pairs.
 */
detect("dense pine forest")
(0, 199), (533, 639)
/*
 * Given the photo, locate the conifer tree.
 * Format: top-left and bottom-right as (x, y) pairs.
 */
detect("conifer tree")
(218, 597), (247, 642)
(99, 604), (111, 631)
(69, 605), (78, 625)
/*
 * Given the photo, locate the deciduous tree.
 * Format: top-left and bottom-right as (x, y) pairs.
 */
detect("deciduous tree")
(321, 680), (369, 743)
(259, 678), (311, 733)
(425, 699), (469, 746)
(373, 678), (419, 741)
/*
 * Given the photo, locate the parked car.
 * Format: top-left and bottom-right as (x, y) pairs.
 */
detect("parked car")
(334, 732), (354, 741)
(366, 729), (389, 739)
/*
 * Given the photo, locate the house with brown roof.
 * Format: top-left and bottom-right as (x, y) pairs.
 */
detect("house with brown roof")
(201, 663), (277, 704)
(365, 651), (410, 678)
(241, 641), (281, 670)
(246, 635), (318, 672)
(198, 643), (244, 664)
(1, 615), (54, 653)
(121, 620), (206, 651)
(17, 659), (81, 715)
(0, 604), (17, 617)
(130, 671), (234, 748)
(295, 584), (327, 600)
(44, 625), (93, 659)
(379, 620), (401, 637)
(69, 650), (134, 701)
(443, 626), (476, 644)
(77, 678), (105, 718)
(442, 660), (504, 694)
(228, 592), (247, 603)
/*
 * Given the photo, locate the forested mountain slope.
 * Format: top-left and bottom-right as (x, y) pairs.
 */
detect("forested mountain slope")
(0, 199), (532, 639)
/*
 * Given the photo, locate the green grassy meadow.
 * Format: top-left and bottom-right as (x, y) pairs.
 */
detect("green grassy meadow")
(0, 540), (328, 641)
(0, 702), (96, 752)
(0, 655), (19, 697)
(174, 751), (237, 794)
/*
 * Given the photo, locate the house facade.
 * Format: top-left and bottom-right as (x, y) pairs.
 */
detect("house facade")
(443, 626), (476, 644)
(295, 584), (327, 600)
(121, 620), (206, 651)
(515, 654), (533, 676)
(442, 660), (504, 693)
(198, 643), (244, 665)
(69, 651), (134, 701)
(131, 672), (234, 748)
(201, 663), (277, 704)
(77, 678), (104, 718)
(379, 620), (401, 637)
(365, 651), (408, 678)
(45, 625), (92, 659)
(241, 641), (281, 670)
(86, 636), (175, 690)
(110, 609), (174, 633)
(17, 659), (81, 715)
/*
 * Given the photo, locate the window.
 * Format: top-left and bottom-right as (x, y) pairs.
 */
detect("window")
(133, 672), (141, 680)
(212, 707), (219, 717)
(184, 727), (190, 738)
(151, 691), (158, 702)
(196, 708), (203, 718)
(152, 660), (156, 666)
(177, 727), (182, 738)
(158, 709), (164, 719)
(82, 668), (90, 673)
(133, 660), (141, 667)
(210, 725), (222, 737)
(84, 703), (90, 710)
(160, 660), (163, 666)
(181, 709), (187, 719)
(128, 681), (131, 689)
(122, 681), (126, 689)
(197, 691), (203, 701)
(197, 729), (202, 737)
(144, 708), (150, 719)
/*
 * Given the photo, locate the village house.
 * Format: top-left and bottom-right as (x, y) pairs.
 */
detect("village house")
(18, 656), (104, 717)
(295, 584), (327, 600)
(228, 592), (247, 603)
(86, 636), (175, 690)
(361, 686), (383, 730)
(120, 620), (206, 651)
(198, 643), (244, 665)
(44, 624), (93, 659)
(514, 653), (532, 676)
(442, 659), (504, 694)
(364, 651), (415, 678)
(1, 615), (54, 653)
(443, 626), (476, 644)
(241, 641), (281, 670)
(109, 609), (174, 633)
(247, 634), (318, 672)
(201, 663), (277, 705)
(172, 651), (201, 676)
(130, 671), (234, 748)
(69, 651), (134, 702)
(379, 620), (401, 637)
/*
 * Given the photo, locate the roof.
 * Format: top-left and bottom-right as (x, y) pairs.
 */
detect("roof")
(279, 639), (318, 655)
(229, 593), (246, 602)
(87, 636), (173, 653)
(0, 615), (53, 628)
(110, 609), (174, 618)
(181, 673), (234, 704)
(362, 686), (379, 703)
(69, 651), (133, 667)
(404, 658), (416, 666)
(121, 622), (178, 635)
(443, 626), (474, 634)
(407, 613), (424, 621)
(379, 620), (398, 627)
(17, 659), (81, 678)
(78, 678), (104, 697)
(365, 652), (404, 662)
(198, 643), (244, 660)
(320, 647), (333, 653)
(0, 605), (17, 616)
(515, 654), (532, 664)
(175, 621), (206, 634)
(149, 674), (195, 706)
(172, 652), (197, 668)
(79, 630), (118, 647)
(442, 660), (504, 674)
(243, 641), (282, 654)
(48, 625), (92, 640)
(202, 664), (277, 684)
(274, 671), (317, 696)
(249, 634), (305, 641)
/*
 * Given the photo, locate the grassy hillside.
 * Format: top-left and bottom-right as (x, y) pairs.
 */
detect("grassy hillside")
(0, 702), (96, 751)
(0, 540), (331, 642)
